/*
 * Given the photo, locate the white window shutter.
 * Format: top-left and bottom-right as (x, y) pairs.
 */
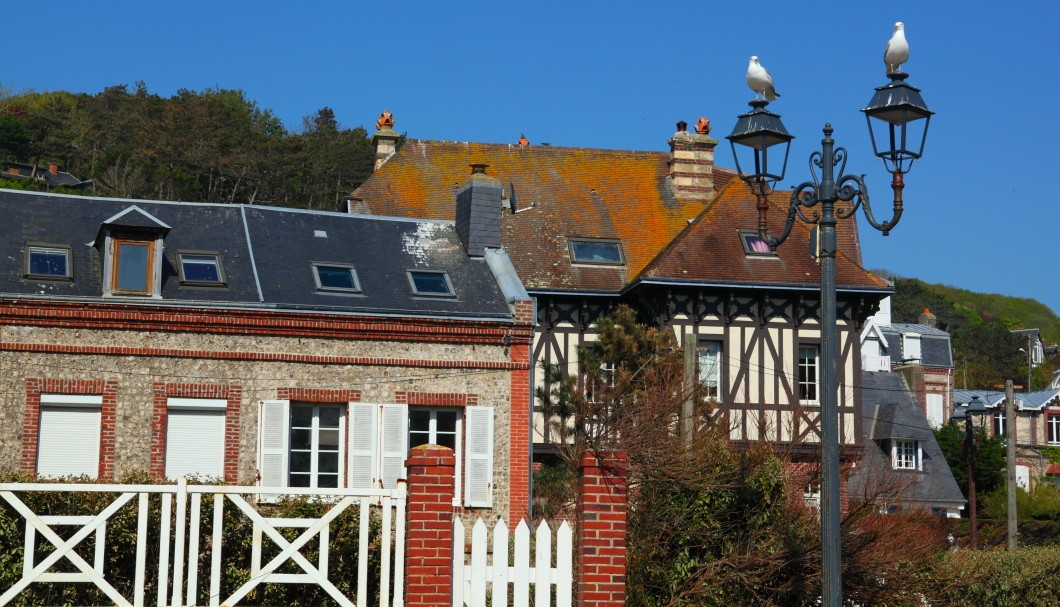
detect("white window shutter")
(380, 404), (408, 489)
(348, 403), (379, 489)
(38, 406), (102, 478)
(165, 409), (225, 480)
(464, 406), (494, 508)
(259, 400), (290, 502)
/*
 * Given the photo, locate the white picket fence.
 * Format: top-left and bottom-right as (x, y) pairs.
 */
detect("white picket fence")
(452, 518), (572, 607)
(0, 478), (406, 607)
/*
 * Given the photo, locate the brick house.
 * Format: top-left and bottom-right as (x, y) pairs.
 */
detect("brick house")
(0, 188), (533, 524)
(351, 114), (891, 488)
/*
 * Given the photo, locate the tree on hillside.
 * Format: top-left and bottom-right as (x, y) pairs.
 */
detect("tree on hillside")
(536, 306), (949, 606)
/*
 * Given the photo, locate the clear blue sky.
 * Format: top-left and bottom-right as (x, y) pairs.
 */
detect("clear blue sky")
(6, 1), (1059, 316)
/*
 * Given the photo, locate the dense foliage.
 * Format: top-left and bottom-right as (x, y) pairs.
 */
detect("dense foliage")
(0, 472), (386, 606)
(926, 545), (1060, 607)
(934, 422), (1007, 503)
(0, 84), (376, 209)
(888, 277), (1060, 390)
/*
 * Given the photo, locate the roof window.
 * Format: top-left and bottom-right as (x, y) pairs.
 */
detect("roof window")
(569, 238), (624, 265)
(408, 270), (454, 296)
(740, 230), (777, 257)
(178, 252), (225, 286)
(313, 263), (360, 292)
(25, 245), (72, 280)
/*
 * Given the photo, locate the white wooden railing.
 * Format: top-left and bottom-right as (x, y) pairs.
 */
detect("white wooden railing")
(452, 518), (572, 607)
(0, 479), (406, 607)
(862, 354), (892, 372)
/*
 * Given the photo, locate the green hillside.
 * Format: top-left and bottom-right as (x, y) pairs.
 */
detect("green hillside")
(879, 275), (1060, 391)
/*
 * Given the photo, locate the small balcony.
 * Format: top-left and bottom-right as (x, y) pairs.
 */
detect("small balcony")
(862, 354), (892, 372)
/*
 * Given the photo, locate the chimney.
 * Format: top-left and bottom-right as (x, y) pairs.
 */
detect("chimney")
(919, 308), (937, 328)
(456, 164), (503, 257)
(371, 110), (400, 171)
(48, 163), (59, 175)
(668, 117), (718, 199)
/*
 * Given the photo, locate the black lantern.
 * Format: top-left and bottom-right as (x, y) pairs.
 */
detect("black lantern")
(862, 73), (933, 174)
(726, 100), (794, 190)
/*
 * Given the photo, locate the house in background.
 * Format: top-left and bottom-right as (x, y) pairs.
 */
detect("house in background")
(850, 371), (965, 517)
(861, 297), (954, 429)
(0, 187), (533, 524)
(351, 113), (891, 496)
(1, 161), (94, 190)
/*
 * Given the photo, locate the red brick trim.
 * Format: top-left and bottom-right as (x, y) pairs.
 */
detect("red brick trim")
(394, 391), (477, 407)
(0, 342), (530, 370)
(277, 388), (362, 403)
(150, 383), (242, 483)
(508, 341), (531, 526)
(23, 378), (118, 480)
(577, 451), (629, 607)
(0, 301), (531, 345)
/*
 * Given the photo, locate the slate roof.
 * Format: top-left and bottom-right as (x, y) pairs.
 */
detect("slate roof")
(0, 189), (515, 320)
(953, 388), (1060, 412)
(880, 323), (954, 368)
(850, 371), (965, 509)
(351, 139), (888, 294)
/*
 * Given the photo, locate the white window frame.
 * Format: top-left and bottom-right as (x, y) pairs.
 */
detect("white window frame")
(798, 344), (820, 405)
(25, 244), (72, 280)
(698, 340), (723, 400)
(177, 252), (225, 286)
(408, 408), (464, 505)
(1048, 413), (1060, 446)
(37, 394), (103, 479)
(892, 439), (921, 470)
(288, 403), (346, 489)
(164, 398), (227, 480)
(926, 393), (945, 430)
(994, 411), (1005, 439)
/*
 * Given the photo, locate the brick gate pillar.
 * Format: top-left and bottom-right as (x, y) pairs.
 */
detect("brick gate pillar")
(404, 445), (456, 607)
(577, 450), (629, 607)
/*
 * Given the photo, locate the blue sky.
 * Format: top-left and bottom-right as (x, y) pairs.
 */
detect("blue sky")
(6, 1), (1059, 316)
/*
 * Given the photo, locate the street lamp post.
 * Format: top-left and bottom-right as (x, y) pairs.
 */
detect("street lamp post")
(957, 395), (990, 549)
(727, 69), (932, 607)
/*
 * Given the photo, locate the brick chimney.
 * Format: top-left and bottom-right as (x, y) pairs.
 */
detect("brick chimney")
(371, 110), (400, 171)
(455, 164), (503, 257)
(919, 308), (936, 328)
(48, 163), (59, 175)
(668, 117), (718, 199)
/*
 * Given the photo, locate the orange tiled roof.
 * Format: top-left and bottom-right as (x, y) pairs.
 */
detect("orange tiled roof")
(351, 139), (887, 292)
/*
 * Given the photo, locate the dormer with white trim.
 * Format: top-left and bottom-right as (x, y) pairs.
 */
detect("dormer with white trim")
(860, 319), (891, 372)
(91, 205), (171, 299)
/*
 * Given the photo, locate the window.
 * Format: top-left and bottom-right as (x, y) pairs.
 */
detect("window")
(111, 239), (155, 294)
(408, 270), (454, 296)
(698, 340), (723, 400)
(165, 398), (226, 480)
(178, 253), (225, 286)
(994, 411), (1006, 438)
(25, 245), (71, 279)
(568, 239), (624, 265)
(739, 231), (776, 256)
(902, 333), (922, 362)
(892, 439), (920, 470)
(798, 345), (820, 404)
(36, 394), (102, 478)
(259, 401), (493, 507)
(1048, 414), (1060, 445)
(926, 394), (944, 429)
(312, 263), (359, 292)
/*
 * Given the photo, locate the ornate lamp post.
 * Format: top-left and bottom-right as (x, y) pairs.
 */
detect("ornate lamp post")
(954, 396), (990, 548)
(727, 67), (932, 607)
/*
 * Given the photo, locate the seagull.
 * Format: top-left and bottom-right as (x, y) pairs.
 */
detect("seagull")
(884, 22), (909, 74)
(746, 56), (779, 102)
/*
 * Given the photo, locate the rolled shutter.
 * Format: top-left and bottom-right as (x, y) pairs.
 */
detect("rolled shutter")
(165, 408), (225, 480)
(464, 406), (494, 508)
(380, 404), (408, 489)
(347, 403), (379, 489)
(38, 405), (102, 478)
(259, 400), (290, 501)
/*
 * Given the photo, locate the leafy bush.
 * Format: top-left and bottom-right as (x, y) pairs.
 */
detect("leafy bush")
(982, 482), (1060, 522)
(0, 472), (386, 606)
(926, 545), (1060, 607)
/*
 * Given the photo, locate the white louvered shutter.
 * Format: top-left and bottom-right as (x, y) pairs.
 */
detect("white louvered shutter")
(38, 406), (102, 478)
(380, 404), (408, 489)
(464, 406), (494, 508)
(347, 403), (379, 489)
(165, 409), (225, 480)
(259, 400), (290, 502)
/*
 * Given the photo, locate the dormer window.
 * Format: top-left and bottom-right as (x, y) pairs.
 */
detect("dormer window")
(178, 252), (225, 286)
(25, 245), (72, 280)
(313, 263), (360, 293)
(740, 230), (776, 257)
(569, 239), (624, 265)
(892, 439), (921, 470)
(408, 270), (454, 296)
(112, 239), (155, 294)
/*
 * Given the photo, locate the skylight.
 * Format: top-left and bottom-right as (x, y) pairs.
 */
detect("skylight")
(408, 270), (454, 296)
(740, 231), (776, 256)
(569, 239), (624, 265)
(26, 246), (71, 279)
(179, 253), (225, 285)
(313, 263), (360, 292)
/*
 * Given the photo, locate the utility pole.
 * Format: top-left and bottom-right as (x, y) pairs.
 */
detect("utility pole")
(681, 332), (696, 449)
(1006, 379), (1017, 549)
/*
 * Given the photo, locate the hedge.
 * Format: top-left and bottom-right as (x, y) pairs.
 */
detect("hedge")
(926, 545), (1060, 607)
